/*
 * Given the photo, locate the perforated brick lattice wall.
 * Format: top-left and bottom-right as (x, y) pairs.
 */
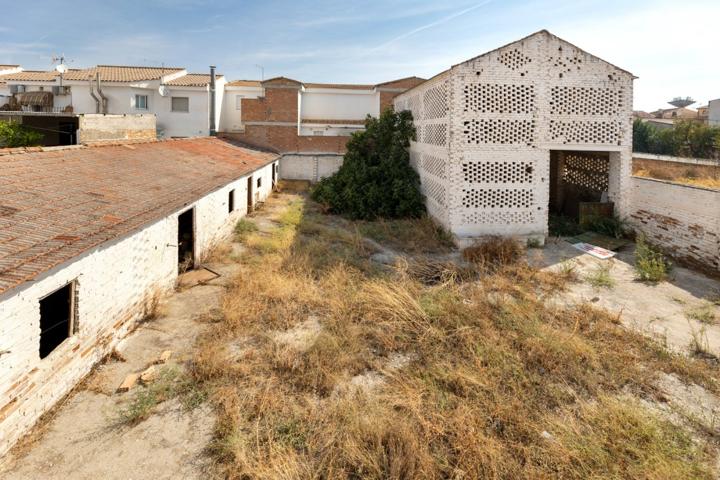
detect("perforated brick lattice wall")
(462, 188), (534, 209)
(463, 161), (534, 184)
(563, 152), (609, 193)
(462, 210), (535, 225)
(407, 95), (421, 122)
(498, 48), (531, 71)
(422, 177), (446, 207)
(464, 84), (535, 114)
(464, 119), (534, 145)
(550, 120), (621, 145)
(423, 123), (447, 146)
(423, 83), (448, 120)
(422, 154), (447, 179)
(550, 86), (623, 115)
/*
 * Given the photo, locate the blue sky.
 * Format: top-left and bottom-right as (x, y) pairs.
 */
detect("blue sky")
(1, 0), (717, 111)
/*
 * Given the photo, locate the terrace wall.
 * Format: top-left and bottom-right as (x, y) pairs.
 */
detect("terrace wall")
(629, 176), (719, 274)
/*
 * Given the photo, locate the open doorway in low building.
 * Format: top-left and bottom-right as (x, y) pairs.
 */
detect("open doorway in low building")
(549, 151), (613, 234)
(178, 208), (195, 272)
(247, 177), (253, 214)
(272, 163), (277, 189)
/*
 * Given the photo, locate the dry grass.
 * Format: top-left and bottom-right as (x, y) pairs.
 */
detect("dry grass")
(462, 236), (524, 271)
(633, 159), (720, 190)
(356, 216), (455, 255)
(195, 193), (720, 479)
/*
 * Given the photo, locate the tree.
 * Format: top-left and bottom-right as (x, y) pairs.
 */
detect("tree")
(311, 109), (426, 220)
(0, 121), (43, 148)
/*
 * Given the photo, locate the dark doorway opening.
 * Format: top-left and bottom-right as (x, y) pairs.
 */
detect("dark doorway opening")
(549, 151), (610, 220)
(272, 163), (277, 189)
(178, 208), (195, 272)
(247, 177), (253, 214)
(39, 282), (74, 359)
(228, 189), (235, 214)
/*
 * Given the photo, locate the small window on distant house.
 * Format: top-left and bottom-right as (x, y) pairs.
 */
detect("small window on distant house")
(257, 177), (262, 188)
(171, 97), (190, 112)
(235, 95), (242, 110)
(228, 189), (235, 213)
(39, 282), (76, 359)
(135, 94), (148, 110)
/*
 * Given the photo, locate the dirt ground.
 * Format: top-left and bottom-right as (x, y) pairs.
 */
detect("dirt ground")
(2, 190), (719, 478)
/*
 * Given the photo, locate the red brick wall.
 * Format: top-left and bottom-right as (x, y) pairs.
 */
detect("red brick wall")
(222, 125), (348, 154)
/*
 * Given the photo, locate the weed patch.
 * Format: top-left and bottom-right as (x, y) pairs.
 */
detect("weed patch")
(635, 234), (672, 282)
(586, 262), (616, 289)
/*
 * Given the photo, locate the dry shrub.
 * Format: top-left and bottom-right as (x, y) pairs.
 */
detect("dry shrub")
(463, 236), (524, 270)
(394, 256), (477, 285)
(196, 192), (719, 480)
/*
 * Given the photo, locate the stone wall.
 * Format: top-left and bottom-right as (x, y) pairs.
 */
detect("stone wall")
(629, 176), (719, 274)
(0, 160), (277, 457)
(77, 114), (156, 144)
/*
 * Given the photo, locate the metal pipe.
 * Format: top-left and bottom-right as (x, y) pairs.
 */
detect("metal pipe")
(209, 65), (217, 136)
(95, 73), (108, 114)
(88, 78), (100, 114)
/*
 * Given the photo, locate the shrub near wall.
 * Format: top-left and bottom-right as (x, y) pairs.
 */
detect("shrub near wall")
(312, 109), (425, 220)
(633, 119), (720, 160)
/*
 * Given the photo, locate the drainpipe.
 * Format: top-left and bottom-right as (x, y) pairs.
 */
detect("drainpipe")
(209, 65), (217, 136)
(96, 73), (108, 114)
(88, 78), (100, 114)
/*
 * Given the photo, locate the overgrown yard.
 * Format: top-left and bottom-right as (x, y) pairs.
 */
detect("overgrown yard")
(193, 185), (720, 479)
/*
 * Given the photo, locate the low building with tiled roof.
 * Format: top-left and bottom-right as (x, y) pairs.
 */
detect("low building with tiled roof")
(62, 65), (186, 83)
(0, 136), (279, 457)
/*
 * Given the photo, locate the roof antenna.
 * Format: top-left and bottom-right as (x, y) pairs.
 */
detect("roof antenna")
(255, 64), (264, 80)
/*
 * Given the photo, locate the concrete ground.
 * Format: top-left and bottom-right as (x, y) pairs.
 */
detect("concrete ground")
(531, 237), (720, 357)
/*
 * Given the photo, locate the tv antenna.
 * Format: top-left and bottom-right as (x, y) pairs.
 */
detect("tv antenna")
(51, 54), (73, 86)
(255, 64), (265, 80)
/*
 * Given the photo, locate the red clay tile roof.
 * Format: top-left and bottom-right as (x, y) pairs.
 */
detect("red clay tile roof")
(1, 70), (60, 82)
(226, 80), (262, 87)
(63, 65), (185, 82)
(303, 83), (374, 90)
(165, 73), (224, 87)
(0, 138), (278, 295)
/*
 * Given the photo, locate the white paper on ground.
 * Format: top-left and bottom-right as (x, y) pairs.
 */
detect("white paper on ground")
(572, 242), (616, 259)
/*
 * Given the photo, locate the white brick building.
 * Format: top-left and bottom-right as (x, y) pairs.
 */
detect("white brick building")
(0, 138), (278, 456)
(394, 30), (635, 244)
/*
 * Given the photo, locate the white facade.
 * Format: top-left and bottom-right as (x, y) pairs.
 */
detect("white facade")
(709, 98), (720, 127)
(220, 83), (264, 133)
(299, 87), (378, 137)
(0, 159), (277, 457)
(394, 30), (634, 243)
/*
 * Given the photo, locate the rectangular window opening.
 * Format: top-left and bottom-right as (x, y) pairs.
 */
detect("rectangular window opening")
(39, 282), (75, 359)
(135, 94), (148, 110)
(228, 189), (235, 213)
(256, 177), (262, 188)
(171, 96), (190, 113)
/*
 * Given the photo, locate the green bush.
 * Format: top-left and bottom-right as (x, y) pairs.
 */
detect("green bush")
(311, 109), (425, 220)
(581, 215), (629, 239)
(634, 234), (671, 282)
(633, 119), (720, 159)
(0, 121), (43, 147)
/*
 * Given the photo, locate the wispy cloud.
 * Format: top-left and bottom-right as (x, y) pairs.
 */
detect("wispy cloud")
(369, 1), (493, 52)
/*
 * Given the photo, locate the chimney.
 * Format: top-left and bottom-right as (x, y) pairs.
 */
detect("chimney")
(209, 65), (217, 136)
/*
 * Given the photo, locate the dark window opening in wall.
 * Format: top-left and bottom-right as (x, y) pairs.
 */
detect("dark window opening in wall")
(178, 208), (195, 272)
(39, 282), (75, 359)
(257, 177), (262, 188)
(272, 163), (277, 188)
(228, 189), (235, 213)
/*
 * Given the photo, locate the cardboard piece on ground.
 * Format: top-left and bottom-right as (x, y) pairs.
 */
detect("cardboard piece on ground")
(567, 231), (630, 251)
(117, 373), (139, 392)
(177, 267), (220, 288)
(154, 350), (173, 365)
(572, 242), (616, 260)
(139, 366), (158, 384)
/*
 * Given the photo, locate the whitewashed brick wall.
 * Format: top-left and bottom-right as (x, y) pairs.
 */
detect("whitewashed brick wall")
(279, 153), (344, 182)
(0, 160), (277, 457)
(629, 177), (719, 273)
(394, 31), (634, 243)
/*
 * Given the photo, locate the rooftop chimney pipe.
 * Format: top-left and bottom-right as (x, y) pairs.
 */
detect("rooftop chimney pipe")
(209, 65), (217, 136)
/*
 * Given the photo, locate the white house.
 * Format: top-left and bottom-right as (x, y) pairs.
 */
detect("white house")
(0, 137), (279, 458)
(393, 30), (635, 244)
(0, 65), (225, 139)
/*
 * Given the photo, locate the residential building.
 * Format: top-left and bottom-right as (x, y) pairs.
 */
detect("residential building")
(650, 106), (699, 120)
(709, 98), (720, 126)
(393, 30), (634, 245)
(0, 65), (224, 140)
(0, 137), (279, 458)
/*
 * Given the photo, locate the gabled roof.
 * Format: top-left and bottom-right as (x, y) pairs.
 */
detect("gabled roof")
(1, 70), (60, 82)
(0, 138), (278, 295)
(261, 77), (303, 86)
(375, 76), (426, 88)
(226, 79), (262, 87)
(63, 65), (185, 82)
(165, 73), (224, 87)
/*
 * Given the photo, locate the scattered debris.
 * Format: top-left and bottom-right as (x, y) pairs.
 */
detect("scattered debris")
(139, 366), (158, 384)
(154, 350), (173, 365)
(117, 373), (139, 393)
(571, 242), (616, 259)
